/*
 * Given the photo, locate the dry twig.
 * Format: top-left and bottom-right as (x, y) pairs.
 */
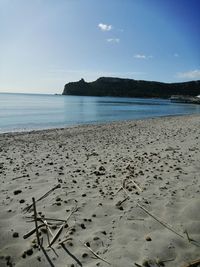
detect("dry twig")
(81, 241), (111, 265)
(23, 223), (45, 239)
(48, 205), (78, 247)
(130, 179), (143, 192)
(137, 202), (185, 239)
(181, 259), (200, 267)
(48, 223), (65, 247)
(24, 184), (61, 212)
(32, 197), (40, 246)
(25, 215), (67, 223)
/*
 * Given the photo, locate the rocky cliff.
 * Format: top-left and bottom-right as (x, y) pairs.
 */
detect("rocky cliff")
(63, 77), (200, 98)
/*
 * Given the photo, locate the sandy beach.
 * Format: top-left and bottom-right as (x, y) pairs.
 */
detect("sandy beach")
(0, 114), (200, 267)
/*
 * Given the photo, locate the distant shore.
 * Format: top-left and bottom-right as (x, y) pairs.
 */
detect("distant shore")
(63, 77), (200, 98)
(0, 114), (200, 267)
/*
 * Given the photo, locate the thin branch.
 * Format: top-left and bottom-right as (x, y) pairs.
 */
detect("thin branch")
(137, 203), (185, 239)
(39, 217), (54, 237)
(48, 223), (65, 247)
(184, 230), (200, 247)
(114, 187), (123, 196)
(81, 241), (111, 265)
(181, 258), (200, 267)
(40, 238), (55, 267)
(25, 216), (67, 223)
(24, 184), (61, 212)
(32, 197), (40, 246)
(130, 179), (143, 192)
(48, 205), (78, 247)
(23, 223), (45, 239)
(59, 237), (72, 245)
(12, 174), (29, 180)
(61, 243), (82, 267)
(116, 196), (129, 207)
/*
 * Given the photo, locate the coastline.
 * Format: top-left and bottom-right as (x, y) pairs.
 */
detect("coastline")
(0, 114), (200, 267)
(1, 112), (199, 136)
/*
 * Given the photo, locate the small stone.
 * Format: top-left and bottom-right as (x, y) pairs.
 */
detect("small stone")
(85, 242), (90, 247)
(22, 252), (26, 259)
(37, 256), (41, 262)
(13, 190), (22, 195)
(145, 236), (152, 241)
(80, 223), (86, 229)
(26, 248), (33, 256)
(13, 232), (19, 238)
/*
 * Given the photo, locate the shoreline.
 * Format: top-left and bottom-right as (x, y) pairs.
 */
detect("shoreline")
(0, 114), (200, 267)
(1, 113), (199, 136)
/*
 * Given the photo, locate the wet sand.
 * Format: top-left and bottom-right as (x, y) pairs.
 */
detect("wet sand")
(0, 115), (200, 267)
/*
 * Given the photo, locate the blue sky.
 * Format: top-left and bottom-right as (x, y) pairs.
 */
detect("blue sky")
(0, 0), (200, 94)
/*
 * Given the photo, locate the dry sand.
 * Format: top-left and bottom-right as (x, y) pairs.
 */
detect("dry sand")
(0, 115), (200, 267)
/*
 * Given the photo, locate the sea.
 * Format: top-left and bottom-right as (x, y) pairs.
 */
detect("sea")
(0, 93), (200, 133)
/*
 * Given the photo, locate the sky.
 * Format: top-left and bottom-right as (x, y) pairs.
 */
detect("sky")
(0, 0), (200, 94)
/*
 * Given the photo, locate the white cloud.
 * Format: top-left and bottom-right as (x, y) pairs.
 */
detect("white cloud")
(107, 38), (120, 43)
(98, 23), (112, 31)
(134, 54), (153, 59)
(176, 69), (200, 79)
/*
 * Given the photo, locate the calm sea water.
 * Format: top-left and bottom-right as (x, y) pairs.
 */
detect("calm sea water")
(0, 93), (200, 133)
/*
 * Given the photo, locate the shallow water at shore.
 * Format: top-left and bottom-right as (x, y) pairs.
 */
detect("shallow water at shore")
(0, 93), (200, 133)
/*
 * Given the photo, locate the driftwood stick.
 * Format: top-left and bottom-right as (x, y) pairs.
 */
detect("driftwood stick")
(47, 205), (78, 247)
(50, 246), (59, 258)
(181, 259), (200, 267)
(58, 226), (74, 244)
(23, 223), (45, 239)
(61, 243), (82, 267)
(45, 223), (51, 246)
(48, 224), (64, 247)
(82, 242), (111, 265)
(184, 230), (193, 242)
(65, 205), (79, 222)
(130, 179), (143, 192)
(12, 174), (29, 180)
(25, 216), (67, 223)
(59, 237), (72, 245)
(114, 187), (123, 196)
(137, 203), (185, 239)
(161, 258), (175, 263)
(32, 197), (40, 246)
(183, 230), (200, 247)
(24, 184), (61, 212)
(122, 187), (131, 198)
(122, 178), (127, 189)
(40, 238), (55, 267)
(38, 216), (54, 237)
(116, 196), (129, 207)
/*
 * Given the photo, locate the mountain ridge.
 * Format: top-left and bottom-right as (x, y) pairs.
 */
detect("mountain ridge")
(63, 77), (200, 98)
